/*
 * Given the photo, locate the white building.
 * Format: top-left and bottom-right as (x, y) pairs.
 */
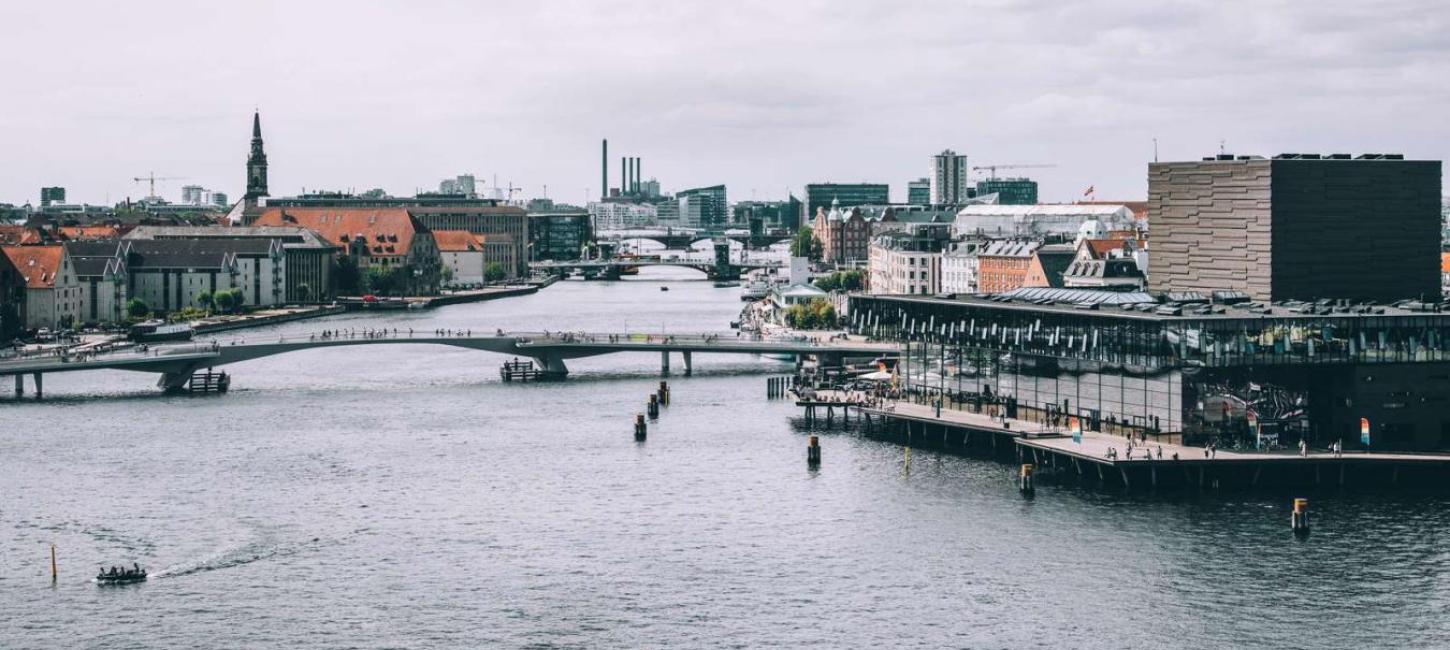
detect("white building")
(931, 149), (969, 205)
(940, 241), (984, 295)
(588, 201), (657, 230)
(868, 234), (943, 296)
(954, 204), (1135, 240)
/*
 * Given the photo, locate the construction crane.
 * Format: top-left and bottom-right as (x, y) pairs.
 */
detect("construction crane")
(971, 164), (1056, 181)
(132, 172), (186, 199)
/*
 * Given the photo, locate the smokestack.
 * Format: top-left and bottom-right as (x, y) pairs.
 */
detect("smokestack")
(633, 157), (640, 193)
(637, 158), (643, 193)
(601, 139), (608, 200)
(620, 156), (627, 196)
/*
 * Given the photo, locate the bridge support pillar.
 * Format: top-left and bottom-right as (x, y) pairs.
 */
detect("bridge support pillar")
(13, 374), (22, 397)
(660, 351), (671, 375)
(533, 354), (570, 380)
(682, 351), (692, 377)
(32, 373), (42, 400)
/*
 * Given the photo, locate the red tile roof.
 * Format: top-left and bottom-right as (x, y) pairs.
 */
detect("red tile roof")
(58, 225), (122, 241)
(1, 245), (65, 289)
(432, 229), (482, 252)
(253, 207), (421, 257)
(0, 226), (43, 245)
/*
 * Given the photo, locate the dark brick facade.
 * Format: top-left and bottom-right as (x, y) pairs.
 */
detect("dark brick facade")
(1149, 156), (1442, 302)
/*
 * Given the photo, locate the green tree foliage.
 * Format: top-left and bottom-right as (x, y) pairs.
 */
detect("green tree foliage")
(125, 298), (150, 319)
(789, 226), (823, 262)
(814, 269), (865, 293)
(784, 298), (838, 330)
(484, 262), (507, 283)
(365, 266), (402, 296)
(336, 256), (362, 295)
(195, 291), (214, 313)
(213, 289), (242, 313)
(295, 282), (311, 302)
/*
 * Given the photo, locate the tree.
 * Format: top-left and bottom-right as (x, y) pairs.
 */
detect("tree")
(125, 298), (150, 319)
(784, 298), (837, 330)
(213, 289), (237, 313)
(484, 262), (507, 284)
(365, 266), (400, 296)
(789, 226), (822, 262)
(195, 291), (214, 313)
(814, 269), (864, 293)
(336, 256), (362, 295)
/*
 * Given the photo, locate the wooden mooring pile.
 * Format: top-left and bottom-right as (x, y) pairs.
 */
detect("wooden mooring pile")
(187, 370), (230, 394)
(499, 359), (547, 382)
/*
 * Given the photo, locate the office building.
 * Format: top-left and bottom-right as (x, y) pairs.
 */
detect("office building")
(40, 187), (66, 208)
(850, 290), (1450, 451)
(804, 184), (889, 224)
(676, 185), (726, 228)
(976, 178), (1038, 205)
(528, 212), (592, 261)
(931, 150), (968, 205)
(1148, 153), (1441, 302)
(907, 178), (931, 205)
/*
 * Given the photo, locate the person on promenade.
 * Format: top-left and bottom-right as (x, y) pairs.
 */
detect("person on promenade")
(1156, 446), (1163, 459)
(1299, 439), (1308, 458)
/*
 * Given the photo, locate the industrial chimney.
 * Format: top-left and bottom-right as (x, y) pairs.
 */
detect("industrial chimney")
(601, 139), (608, 200)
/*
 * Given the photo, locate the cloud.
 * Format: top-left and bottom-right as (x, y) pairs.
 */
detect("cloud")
(0, 0), (1444, 206)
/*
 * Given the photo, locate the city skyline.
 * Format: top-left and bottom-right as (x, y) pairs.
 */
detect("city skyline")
(2, 0), (1447, 207)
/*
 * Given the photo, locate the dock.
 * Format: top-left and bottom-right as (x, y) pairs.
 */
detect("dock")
(861, 400), (1450, 491)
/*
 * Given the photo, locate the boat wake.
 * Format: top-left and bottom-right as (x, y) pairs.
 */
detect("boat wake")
(151, 534), (330, 579)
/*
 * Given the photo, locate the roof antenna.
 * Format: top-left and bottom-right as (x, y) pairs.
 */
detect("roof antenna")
(1153, 137), (1159, 163)
(1219, 139), (1226, 156)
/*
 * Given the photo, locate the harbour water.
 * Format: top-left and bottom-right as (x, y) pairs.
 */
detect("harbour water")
(3, 268), (1449, 648)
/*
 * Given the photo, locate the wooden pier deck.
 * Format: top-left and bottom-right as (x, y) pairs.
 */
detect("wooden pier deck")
(862, 401), (1450, 490)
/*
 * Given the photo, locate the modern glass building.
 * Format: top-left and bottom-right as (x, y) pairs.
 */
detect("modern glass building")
(975, 178), (1038, 205)
(804, 183), (889, 223)
(851, 291), (1450, 451)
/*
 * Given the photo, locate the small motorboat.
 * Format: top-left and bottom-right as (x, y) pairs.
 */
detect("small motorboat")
(96, 565), (147, 585)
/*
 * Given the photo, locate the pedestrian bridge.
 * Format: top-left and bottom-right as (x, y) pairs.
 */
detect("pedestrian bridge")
(530, 257), (783, 280)
(0, 330), (897, 395)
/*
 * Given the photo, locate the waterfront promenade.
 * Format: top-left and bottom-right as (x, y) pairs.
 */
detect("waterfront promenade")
(862, 400), (1450, 490)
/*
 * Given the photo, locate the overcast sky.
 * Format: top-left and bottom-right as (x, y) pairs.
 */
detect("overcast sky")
(1, 0), (1445, 207)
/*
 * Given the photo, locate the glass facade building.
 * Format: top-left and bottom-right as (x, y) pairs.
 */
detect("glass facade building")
(851, 294), (1450, 451)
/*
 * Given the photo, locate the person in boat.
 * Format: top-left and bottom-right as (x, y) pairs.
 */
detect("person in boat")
(133, 563), (141, 574)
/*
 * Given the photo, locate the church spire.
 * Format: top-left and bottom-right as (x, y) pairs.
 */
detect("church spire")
(245, 111), (269, 203)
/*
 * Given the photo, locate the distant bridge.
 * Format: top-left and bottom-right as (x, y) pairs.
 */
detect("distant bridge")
(529, 257), (784, 280)
(0, 331), (897, 396)
(596, 228), (792, 250)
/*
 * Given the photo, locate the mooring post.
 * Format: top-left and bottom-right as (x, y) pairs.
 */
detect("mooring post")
(50, 543), (57, 584)
(1020, 463), (1035, 495)
(658, 380), (669, 406)
(1291, 498), (1310, 535)
(647, 394), (659, 419)
(634, 413), (647, 441)
(807, 435), (821, 468)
